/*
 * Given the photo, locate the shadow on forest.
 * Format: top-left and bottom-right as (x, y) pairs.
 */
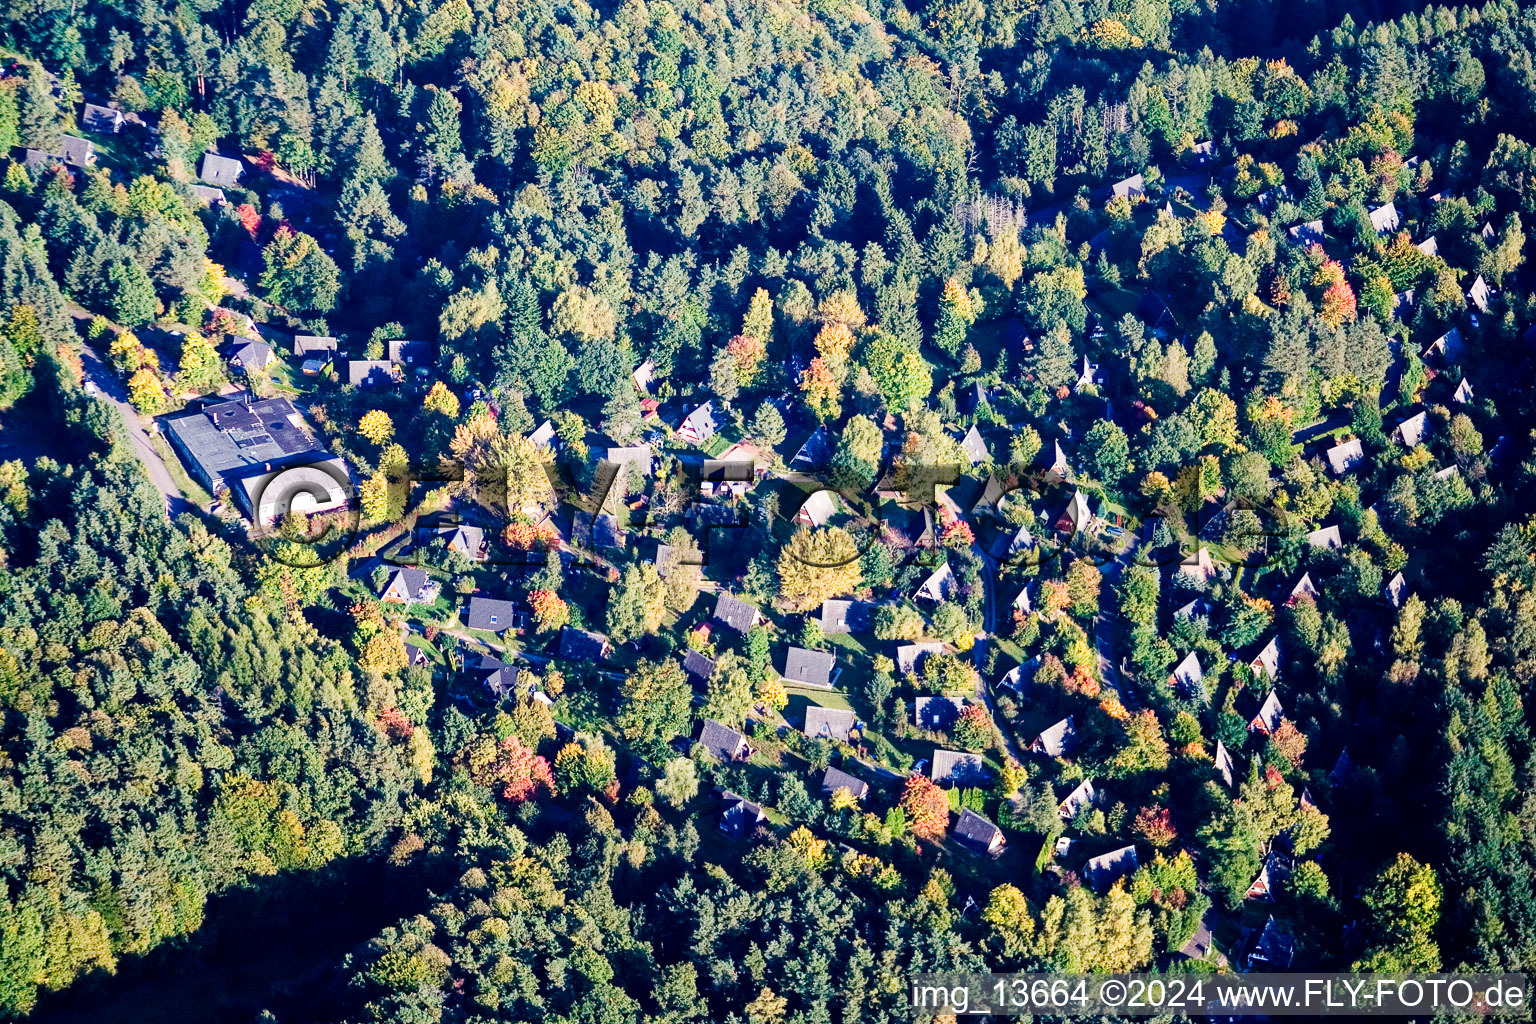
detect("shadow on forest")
(30, 858), (444, 1024)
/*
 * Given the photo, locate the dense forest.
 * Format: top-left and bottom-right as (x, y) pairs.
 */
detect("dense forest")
(0, 0), (1534, 1020)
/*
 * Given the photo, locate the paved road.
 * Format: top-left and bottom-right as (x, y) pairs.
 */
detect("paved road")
(78, 346), (193, 518)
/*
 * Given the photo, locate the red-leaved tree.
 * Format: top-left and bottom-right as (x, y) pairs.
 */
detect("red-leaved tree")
(464, 735), (554, 804)
(901, 774), (951, 841)
(236, 203), (262, 239)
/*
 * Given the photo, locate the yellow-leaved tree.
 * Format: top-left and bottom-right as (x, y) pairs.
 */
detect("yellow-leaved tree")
(423, 380), (460, 418)
(777, 526), (861, 608)
(126, 368), (165, 413)
(358, 409), (393, 445)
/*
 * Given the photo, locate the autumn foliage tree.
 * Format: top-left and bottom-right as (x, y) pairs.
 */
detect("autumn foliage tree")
(528, 589), (569, 632)
(236, 202), (261, 238)
(462, 735), (555, 804)
(799, 356), (841, 420)
(1132, 805), (1178, 847)
(505, 520), (560, 550)
(423, 380), (460, 418)
(951, 703), (993, 751)
(900, 773), (951, 841)
(777, 526), (862, 608)
(126, 368), (165, 413)
(358, 409), (393, 445)
(931, 277), (974, 357)
(1313, 256), (1358, 328)
(726, 333), (766, 386)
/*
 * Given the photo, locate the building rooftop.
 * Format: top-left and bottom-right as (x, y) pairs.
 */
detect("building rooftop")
(199, 151), (244, 186)
(162, 394), (331, 513)
(802, 705), (857, 742)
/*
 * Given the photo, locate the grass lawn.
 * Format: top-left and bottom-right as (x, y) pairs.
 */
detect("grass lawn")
(148, 434), (214, 507)
(784, 686), (853, 713)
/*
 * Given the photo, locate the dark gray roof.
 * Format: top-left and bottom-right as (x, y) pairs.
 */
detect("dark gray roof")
(473, 651), (521, 700)
(819, 599), (873, 634)
(1170, 651), (1203, 692)
(1395, 410), (1429, 448)
(188, 184), (227, 206)
(1250, 637), (1281, 682)
(1306, 524), (1342, 549)
(56, 134), (95, 166)
(795, 489), (839, 526)
(953, 808), (1003, 853)
(465, 596), (518, 632)
(819, 765), (868, 800)
(1111, 173), (1144, 198)
(1425, 327), (1465, 364)
(712, 593), (759, 632)
(632, 359), (655, 390)
(914, 561), (955, 602)
(529, 420), (556, 448)
(791, 425), (832, 468)
(387, 338), (434, 365)
(781, 646), (835, 687)
(959, 425), (988, 464)
(914, 695), (964, 731)
(989, 524), (1035, 561)
(719, 790), (767, 837)
(1174, 596), (1212, 621)
(1214, 740), (1234, 789)
(1085, 844), (1140, 890)
(1468, 274), (1491, 313)
(1058, 778), (1097, 819)
(225, 337), (273, 371)
(699, 719), (748, 761)
(593, 513), (623, 549)
(574, 510), (624, 549)
(346, 359), (397, 386)
(1368, 201), (1400, 234)
(1251, 689), (1284, 732)
(427, 522), (486, 558)
(161, 393), (324, 495)
(382, 567), (433, 603)
(1288, 219), (1324, 245)
(1325, 437), (1364, 475)
(293, 334), (339, 356)
(1249, 916), (1294, 968)
(199, 151), (244, 186)
(559, 626), (611, 661)
(931, 748), (987, 786)
(603, 445), (653, 475)
(895, 641), (944, 676)
(678, 401), (718, 441)
(26, 134), (95, 169)
(1031, 716), (1076, 757)
(682, 650), (716, 689)
(701, 458), (755, 485)
(81, 103), (124, 134)
(802, 705), (856, 742)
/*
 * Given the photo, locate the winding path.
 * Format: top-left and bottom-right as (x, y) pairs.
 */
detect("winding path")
(79, 344), (192, 518)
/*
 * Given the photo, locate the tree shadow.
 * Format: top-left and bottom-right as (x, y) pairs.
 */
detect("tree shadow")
(29, 857), (444, 1024)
